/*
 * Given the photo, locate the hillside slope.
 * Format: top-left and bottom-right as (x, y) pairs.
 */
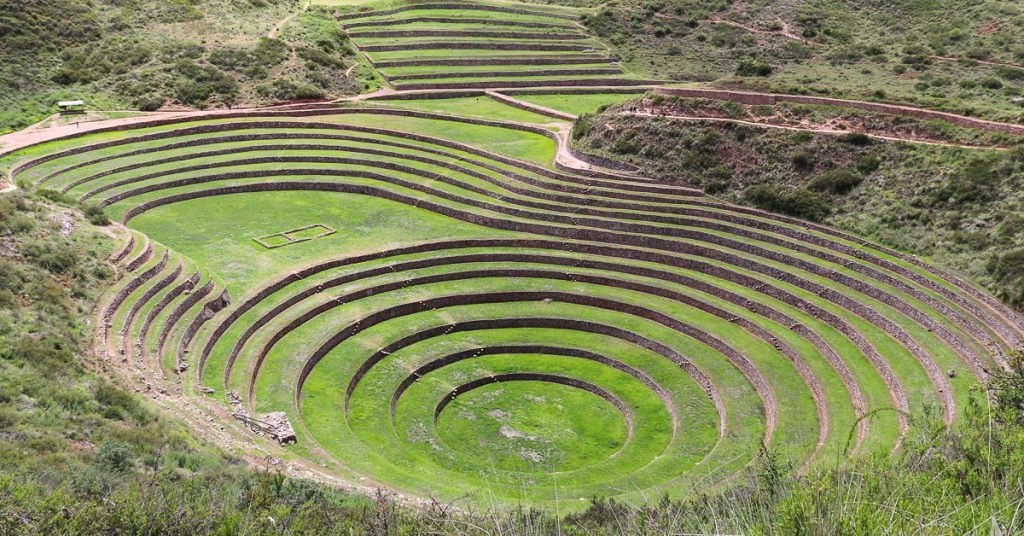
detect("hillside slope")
(587, 0), (1024, 121)
(572, 94), (1024, 308)
(0, 0), (377, 134)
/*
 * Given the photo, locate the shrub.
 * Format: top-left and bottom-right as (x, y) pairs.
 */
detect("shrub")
(931, 155), (1002, 206)
(0, 198), (33, 234)
(21, 240), (77, 274)
(171, 60), (238, 108)
(989, 249), (1024, 306)
(95, 383), (146, 423)
(571, 114), (594, 141)
(36, 189), (72, 204)
(611, 138), (641, 154)
(135, 95), (165, 112)
(255, 79), (325, 101)
(840, 132), (871, 146)
(704, 180), (729, 195)
(735, 60), (773, 76)
(990, 349), (1024, 421)
(808, 169), (864, 194)
(298, 47), (346, 68)
(52, 67), (97, 85)
(981, 77), (1004, 90)
(82, 204), (109, 226)
(855, 154), (881, 174)
(997, 214), (1024, 240)
(744, 184), (831, 221)
(97, 440), (134, 473)
(998, 67), (1024, 81)
(791, 150), (816, 171)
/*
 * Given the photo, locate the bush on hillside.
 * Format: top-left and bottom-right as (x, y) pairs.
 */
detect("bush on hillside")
(171, 60), (239, 108)
(736, 60), (773, 76)
(808, 169), (864, 194)
(572, 114), (595, 141)
(929, 155), (1003, 207)
(254, 79), (325, 101)
(840, 132), (872, 146)
(20, 240), (78, 274)
(989, 248), (1024, 306)
(998, 67), (1024, 81)
(791, 149), (816, 171)
(82, 204), (109, 226)
(208, 38), (288, 77)
(744, 184), (831, 221)
(855, 154), (881, 174)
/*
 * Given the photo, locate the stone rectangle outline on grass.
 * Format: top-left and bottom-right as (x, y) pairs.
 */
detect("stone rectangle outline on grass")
(254, 224), (337, 249)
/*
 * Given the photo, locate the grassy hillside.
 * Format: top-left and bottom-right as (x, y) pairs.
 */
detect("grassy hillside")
(586, 0), (1024, 121)
(0, 0), (378, 134)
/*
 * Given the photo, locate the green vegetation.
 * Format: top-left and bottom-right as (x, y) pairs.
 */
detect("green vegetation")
(0, 188), (1022, 531)
(0, 103), (1013, 512)
(3, 0), (1024, 532)
(0, 0), (370, 134)
(585, 0), (1024, 122)
(509, 92), (643, 116)
(366, 96), (558, 123)
(337, 0), (655, 90)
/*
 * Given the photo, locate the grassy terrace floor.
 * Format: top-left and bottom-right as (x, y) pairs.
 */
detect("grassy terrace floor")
(3, 100), (1021, 509)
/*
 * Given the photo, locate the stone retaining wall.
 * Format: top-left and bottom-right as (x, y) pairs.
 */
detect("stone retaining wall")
(566, 144), (639, 172)
(350, 29), (584, 40)
(360, 41), (593, 52)
(124, 182), (910, 437)
(433, 373), (634, 433)
(19, 110), (672, 193)
(111, 233), (136, 264)
(29, 113), (676, 193)
(388, 68), (623, 82)
(257, 278), (772, 438)
(485, 91), (576, 121)
(103, 167), (978, 396)
(139, 271), (199, 356)
(205, 243), (841, 442)
(121, 262), (183, 355)
(395, 78), (656, 91)
(373, 56), (615, 68)
(177, 289), (231, 372)
(343, 16), (575, 30)
(294, 291), (744, 438)
(502, 87), (647, 97)
(389, 344), (672, 424)
(105, 251), (169, 325)
(157, 279), (214, 360)
(336, 3), (576, 21)
(105, 161), (985, 391)
(125, 239), (153, 272)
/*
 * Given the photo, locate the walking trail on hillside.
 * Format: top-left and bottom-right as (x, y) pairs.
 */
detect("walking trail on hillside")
(269, 1), (310, 39)
(624, 110), (1010, 151)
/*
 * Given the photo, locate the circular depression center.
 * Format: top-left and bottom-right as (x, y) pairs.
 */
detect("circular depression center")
(434, 377), (630, 473)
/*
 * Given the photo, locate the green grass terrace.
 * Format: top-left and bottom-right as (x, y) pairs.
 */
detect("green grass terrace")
(3, 105), (1022, 509)
(336, 0), (660, 91)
